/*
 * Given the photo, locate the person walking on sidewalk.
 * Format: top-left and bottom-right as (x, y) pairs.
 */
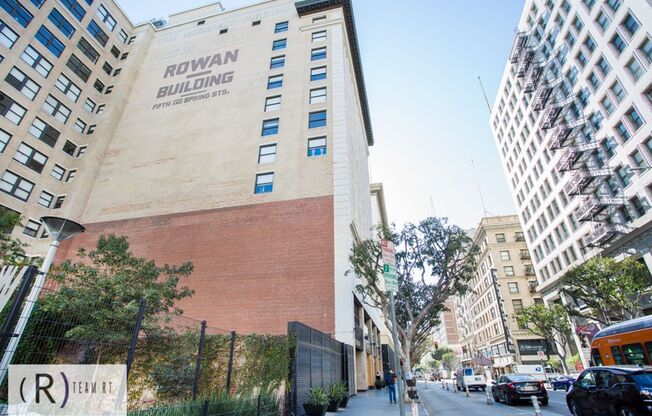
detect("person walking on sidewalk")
(384, 370), (397, 404)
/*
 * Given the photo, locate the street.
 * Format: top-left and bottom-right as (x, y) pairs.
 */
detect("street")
(418, 381), (572, 416)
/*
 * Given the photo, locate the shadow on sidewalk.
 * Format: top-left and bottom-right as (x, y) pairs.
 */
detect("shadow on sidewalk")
(328, 388), (425, 416)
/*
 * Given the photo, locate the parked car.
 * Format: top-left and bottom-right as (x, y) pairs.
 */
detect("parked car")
(567, 366), (652, 416)
(455, 367), (487, 391)
(492, 374), (548, 406)
(551, 375), (577, 391)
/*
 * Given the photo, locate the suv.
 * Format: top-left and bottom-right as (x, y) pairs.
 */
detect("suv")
(567, 366), (652, 416)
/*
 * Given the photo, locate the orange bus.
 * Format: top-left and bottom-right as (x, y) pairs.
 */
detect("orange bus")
(590, 316), (652, 366)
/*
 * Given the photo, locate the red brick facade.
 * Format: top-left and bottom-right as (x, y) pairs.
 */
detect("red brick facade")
(57, 196), (335, 335)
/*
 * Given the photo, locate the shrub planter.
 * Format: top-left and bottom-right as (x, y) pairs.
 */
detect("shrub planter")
(326, 399), (340, 412)
(303, 403), (327, 416)
(339, 396), (349, 408)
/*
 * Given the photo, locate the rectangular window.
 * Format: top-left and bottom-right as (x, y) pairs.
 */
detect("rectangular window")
(42, 95), (71, 124)
(596, 11), (611, 31)
(28, 117), (59, 147)
(118, 29), (127, 43)
(611, 80), (627, 102)
(611, 346), (626, 365)
(622, 13), (640, 37)
(500, 250), (510, 261)
(607, 0), (621, 11)
(308, 136), (326, 157)
(583, 35), (596, 54)
(1, 0), (33, 27)
(37, 190), (53, 207)
(94, 79), (104, 93)
(96, 4), (116, 31)
(14, 142), (47, 173)
(626, 107), (645, 131)
(0, 129), (10, 152)
(54, 74), (81, 102)
(597, 56), (611, 76)
(66, 54), (91, 82)
(601, 95), (615, 115)
(272, 38), (286, 50)
(87, 20), (108, 46)
(50, 164), (65, 181)
(270, 55), (284, 69)
(310, 66), (326, 81)
(23, 219), (40, 237)
(60, 0), (86, 21)
(507, 282), (519, 293)
(0, 93), (26, 124)
(62, 139), (77, 156)
(313, 16), (326, 23)
(309, 87), (326, 104)
(308, 110), (326, 128)
(631, 150), (646, 169)
(496, 233), (506, 242)
(21, 45), (53, 77)
(36, 25), (65, 57)
(617, 165), (632, 187)
(626, 57), (644, 81)
(77, 37), (99, 64)
(312, 30), (326, 42)
(611, 33), (627, 54)
(0, 20), (18, 49)
(267, 74), (282, 89)
(311, 47), (326, 61)
(73, 118), (86, 133)
(512, 299), (523, 312)
(258, 144), (276, 164)
(261, 118), (279, 136)
(0, 170), (33, 201)
(102, 61), (113, 76)
(254, 173), (274, 194)
(30, 0), (44, 8)
(83, 97), (96, 113)
(48, 8), (75, 38)
(504, 266), (515, 276)
(5, 67), (40, 100)
(264, 95), (281, 112)
(640, 38), (652, 65)
(274, 21), (288, 33)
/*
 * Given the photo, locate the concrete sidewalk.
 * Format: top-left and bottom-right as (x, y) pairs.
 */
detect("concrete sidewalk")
(330, 388), (427, 416)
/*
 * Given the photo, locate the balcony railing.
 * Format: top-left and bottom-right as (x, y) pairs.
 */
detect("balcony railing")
(528, 280), (537, 292)
(533, 85), (553, 111)
(564, 168), (611, 196)
(510, 32), (530, 63)
(575, 195), (626, 222)
(584, 223), (625, 247)
(556, 146), (583, 172)
(515, 233), (525, 242)
(524, 66), (544, 93)
(516, 50), (535, 78)
(519, 249), (531, 259)
(525, 266), (535, 276)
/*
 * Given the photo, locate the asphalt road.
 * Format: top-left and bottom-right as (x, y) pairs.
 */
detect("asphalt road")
(417, 381), (572, 416)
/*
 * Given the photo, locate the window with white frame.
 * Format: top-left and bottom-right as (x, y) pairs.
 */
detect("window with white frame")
(254, 172), (274, 194)
(96, 5), (116, 31)
(507, 282), (519, 293)
(21, 45), (53, 78)
(14, 142), (47, 173)
(0, 21), (18, 49)
(84, 98), (96, 113)
(0, 129), (10, 152)
(312, 30), (326, 42)
(309, 87), (326, 104)
(0, 170), (34, 201)
(37, 190), (53, 207)
(504, 266), (515, 276)
(264, 96), (281, 112)
(258, 144), (276, 164)
(28, 117), (59, 147)
(74, 118), (86, 133)
(54, 73), (81, 102)
(50, 164), (65, 181)
(42, 95), (71, 123)
(5, 67), (40, 100)
(307, 136), (326, 157)
(500, 250), (510, 261)
(0, 94), (26, 125)
(23, 219), (40, 237)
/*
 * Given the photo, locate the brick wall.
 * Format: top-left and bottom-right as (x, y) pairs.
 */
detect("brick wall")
(57, 196), (335, 335)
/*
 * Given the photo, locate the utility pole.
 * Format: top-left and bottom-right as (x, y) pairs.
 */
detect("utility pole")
(389, 292), (406, 416)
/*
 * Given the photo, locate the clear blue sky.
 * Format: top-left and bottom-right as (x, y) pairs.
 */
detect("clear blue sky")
(119, 0), (525, 230)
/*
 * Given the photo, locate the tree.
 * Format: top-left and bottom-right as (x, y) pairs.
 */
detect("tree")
(516, 304), (573, 374)
(559, 256), (650, 325)
(0, 207), (26, 264)
(349, 218), (478, 379)
(440, 352), (457, 373)
(431, 346), (454, 361)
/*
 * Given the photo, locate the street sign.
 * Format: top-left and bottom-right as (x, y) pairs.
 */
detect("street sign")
(537, 350), (546, 359)
(380, 239), (398, 293)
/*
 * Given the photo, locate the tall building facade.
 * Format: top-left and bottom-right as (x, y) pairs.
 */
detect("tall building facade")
(0, 0), (386, 389)
(490, 2), (652, 310)
(432, 299), (461, 349)
(457, 216), (555, 373)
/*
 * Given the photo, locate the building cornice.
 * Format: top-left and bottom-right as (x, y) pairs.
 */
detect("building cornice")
(295, 0), (374, 146)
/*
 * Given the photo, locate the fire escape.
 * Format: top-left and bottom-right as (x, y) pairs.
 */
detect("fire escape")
(509, 28), (627, 248)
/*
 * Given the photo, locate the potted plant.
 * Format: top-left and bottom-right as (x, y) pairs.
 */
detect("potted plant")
(327, 381), (346, 412)
(303, 386), (328, 416)
(336, 381), (350, 408)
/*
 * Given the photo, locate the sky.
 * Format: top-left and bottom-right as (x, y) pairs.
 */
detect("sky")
(119, 0), (526, 230)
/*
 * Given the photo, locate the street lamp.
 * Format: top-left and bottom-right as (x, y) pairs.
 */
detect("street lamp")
(0, 216), (84, 384)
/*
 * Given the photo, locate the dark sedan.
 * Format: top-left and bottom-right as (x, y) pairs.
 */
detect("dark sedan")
(567, 366), (652, 416)
(551, 375), (576, 391)
(492, 374), (548, 406)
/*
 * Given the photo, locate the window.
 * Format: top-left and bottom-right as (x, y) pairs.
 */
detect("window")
(37, 190), (53, 207)
(596, 11), (611, 31)
(77, 37), (100, 63)
(50, 164), (65, 181)
(23, 219), (40, 237)
(0, 129), (10, 152)
(308, 110), (326, 128)
(14, 142), (47, 173)
(113, 68), (121, 78)
(607, 0), (621, 11)
(120, 52), (128, 60)
(617, 165), (632, 187)
(258, 144), (276, 164)
(611, 33), (627, 55)
(0, 170), (33, 201)
(60, 0), (86, 21)
(87, 20), (108, 46)
(611, 346), (626, 364)
(272, 39), (286, 51)
(86, 124), (96, 134)
(507, 282), (519, 293)
(584, 35), (596, 54)
(512, 299), (524, 312)
(66, 54), (91, 82)
(500, 250), (510, 261)
(62, 139), (77, 156)
(102, 61), (113, 76)
(96, 4), (116, 31)
(0, 20), (18, 49)
(264, 96), (281, 112)
(65, 170), (75, 182)
(504, 266), (515, 276)
(84, 97), (96, 113)
(310, 66), (326, 81)
(251, 20), (260, 26)
(632, 150), (646, 170)
(30, 0), (44, 7)
(5, 67), (40, 100)
(309, 87), (326, 104)
(640, 38), (652, 65)
(73, 118), (86, 133)
(43, 95), (70, 124)
(626, 58), (644, 81)
(597, 56), (611, 76)
(308, 136), (326, 157)
(254, 172), (274, 194)
(311, 47), (326, 61)
(312, 30), (326, 42)
(274, 21), (288, 33)
(94, 79), (105, 93)
(601, 95), (615, 116)
(1, 0), (33, 27)
(313, 16), (326, 23)
(53, 195), (65, 208)
(54, 74), (81, 102)
(48, 8), (75, 38)
(28, 117), (59, 147)
(267, 74), (282, 89)
(626, 107), (645, 131)
(496, 233), (506, 242)
(0, 93), (26, 124)
(219, 28), (227, 34)
(582, 0), (595, 10)
(270, 55), (284, 69)
(261, 118), (279, 136)
(622, 13), (640, 37)
(611, 80), (627, 103)
(118, 29), (127, 43)
(21, 45), (52, 78)
(588, 72), (601, 90)
(35, 26), (65, 57)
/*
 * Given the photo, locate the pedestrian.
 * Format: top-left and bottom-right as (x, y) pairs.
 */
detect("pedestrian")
(375, 371), (384, 389)
(384, 370), (397, 404)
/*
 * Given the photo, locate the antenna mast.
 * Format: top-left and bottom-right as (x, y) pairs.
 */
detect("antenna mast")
(477, 76), (492, 114)
(471, 159), (492, 217)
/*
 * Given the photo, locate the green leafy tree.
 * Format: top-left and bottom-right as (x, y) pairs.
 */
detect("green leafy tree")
(516, 304), (573, 374)
(349, 218), (478, 379)
(431, 346), (454, 361)
(0, 207), (26, 264)
(559, 256), (650, 325)
(440, 352), (457, 373)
